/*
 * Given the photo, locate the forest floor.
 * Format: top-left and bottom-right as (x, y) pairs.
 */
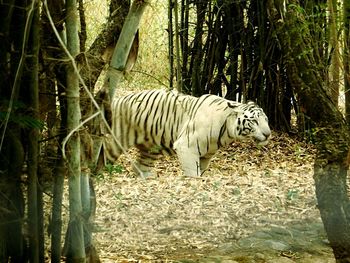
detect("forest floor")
(93, 132), (335, 262)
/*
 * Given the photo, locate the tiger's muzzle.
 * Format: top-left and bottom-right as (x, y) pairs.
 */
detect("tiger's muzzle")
(255, 130), (271, 146)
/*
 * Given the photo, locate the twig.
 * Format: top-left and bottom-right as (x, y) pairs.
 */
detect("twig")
(131, 69), (168, 87)
(61, 111), (100, 160)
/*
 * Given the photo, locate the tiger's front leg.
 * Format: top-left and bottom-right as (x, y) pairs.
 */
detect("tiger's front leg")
(177, 151), (201, 176)
(174, 146), (201, 176)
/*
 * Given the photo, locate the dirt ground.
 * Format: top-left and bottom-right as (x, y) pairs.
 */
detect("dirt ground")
(92, 132), (335, 262)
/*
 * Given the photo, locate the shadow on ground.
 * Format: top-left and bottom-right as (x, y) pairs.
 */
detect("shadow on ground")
(173, 219), (334, 263)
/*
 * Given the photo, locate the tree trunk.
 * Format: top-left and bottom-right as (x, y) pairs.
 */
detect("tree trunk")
(80, 131), (100, 262)
(27, 1), (40, 262)
(173, 0), (182, 91)
(190, 1), (207, 96)
(180, 0), (190, 92)
(82, 0), (130, 92)
(344, 0), (350, 124)
(51, 157), (66, 263)
(168, 0), (174, 89)
(267, 1), (350, 261)
(64, 0), (85, 261)
(105, 0), (148, 100)
(40, 1), (68, 262)
(328, 0), (340, 105)
(49, 85), (68, 263)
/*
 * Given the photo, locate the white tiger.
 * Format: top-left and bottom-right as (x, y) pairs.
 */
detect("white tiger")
(103, 89), (271, 177)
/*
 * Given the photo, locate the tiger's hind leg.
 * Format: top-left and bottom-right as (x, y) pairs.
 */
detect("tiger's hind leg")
(103, 134), (124, 164)
(133, 145), (159, 177)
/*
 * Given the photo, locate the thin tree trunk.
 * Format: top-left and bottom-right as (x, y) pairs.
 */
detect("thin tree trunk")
(328, 0), (340, 105)
(76, 3), (99, 260)
(51, 157), (65, 263)
(168, 0), (174, 89)
(173, 0), (182, 91)
(80, 130), (100, 262)
(48, 64), (67, 263)
(82, 0), (130, 92)
(226, 2), (242, 100)
(64, 0), (85, 261)
(105, 0), (148, 100)
(41, 1), (67, 261)
(27, 1), (40, 262)
(49, 81), (68, 261)
(190, 1), (207, 96)
(344, 0), (350, 124)
(50, 83), (68, 262)
(180, 0), (190, 93)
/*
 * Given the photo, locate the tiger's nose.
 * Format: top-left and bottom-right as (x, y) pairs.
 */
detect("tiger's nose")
(263, 131), (271, 139)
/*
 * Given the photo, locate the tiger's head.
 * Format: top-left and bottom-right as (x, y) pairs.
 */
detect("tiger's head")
(228, 101), (271, 146)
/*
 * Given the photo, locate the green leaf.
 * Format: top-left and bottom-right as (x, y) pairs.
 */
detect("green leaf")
(0, 111), (45, 130)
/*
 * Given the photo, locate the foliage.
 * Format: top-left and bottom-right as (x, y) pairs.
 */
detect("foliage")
(286, 189), (299, 201)
(105, 163), (124, 175)
(0, 111), (45, 130)
(0, 100), (45, 129)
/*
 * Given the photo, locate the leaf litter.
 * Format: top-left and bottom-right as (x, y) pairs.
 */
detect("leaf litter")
(91, 132), (332, 262)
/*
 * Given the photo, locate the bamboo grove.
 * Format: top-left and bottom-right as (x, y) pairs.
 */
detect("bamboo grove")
(0, 0), (350, 262)
(169, 0), (350, 133)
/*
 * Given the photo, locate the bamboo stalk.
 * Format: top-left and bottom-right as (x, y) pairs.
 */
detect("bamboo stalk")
(107, 0), (148, 99)
(27, 1), (40, 262)
(173, 0), (182, 91)
(65, 0), (85, 260)
(168, 0), (174, 89)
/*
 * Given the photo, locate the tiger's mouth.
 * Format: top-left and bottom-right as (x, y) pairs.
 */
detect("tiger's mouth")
(254, 133), (271, 146)
(256, 138), (269, 146)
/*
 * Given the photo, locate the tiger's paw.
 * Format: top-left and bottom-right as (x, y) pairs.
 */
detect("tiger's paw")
(139, 171), (156, 178)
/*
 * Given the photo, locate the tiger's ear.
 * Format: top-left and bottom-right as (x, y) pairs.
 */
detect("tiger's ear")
(227, 101), (238, 108)
(227, 102), (243, 113)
